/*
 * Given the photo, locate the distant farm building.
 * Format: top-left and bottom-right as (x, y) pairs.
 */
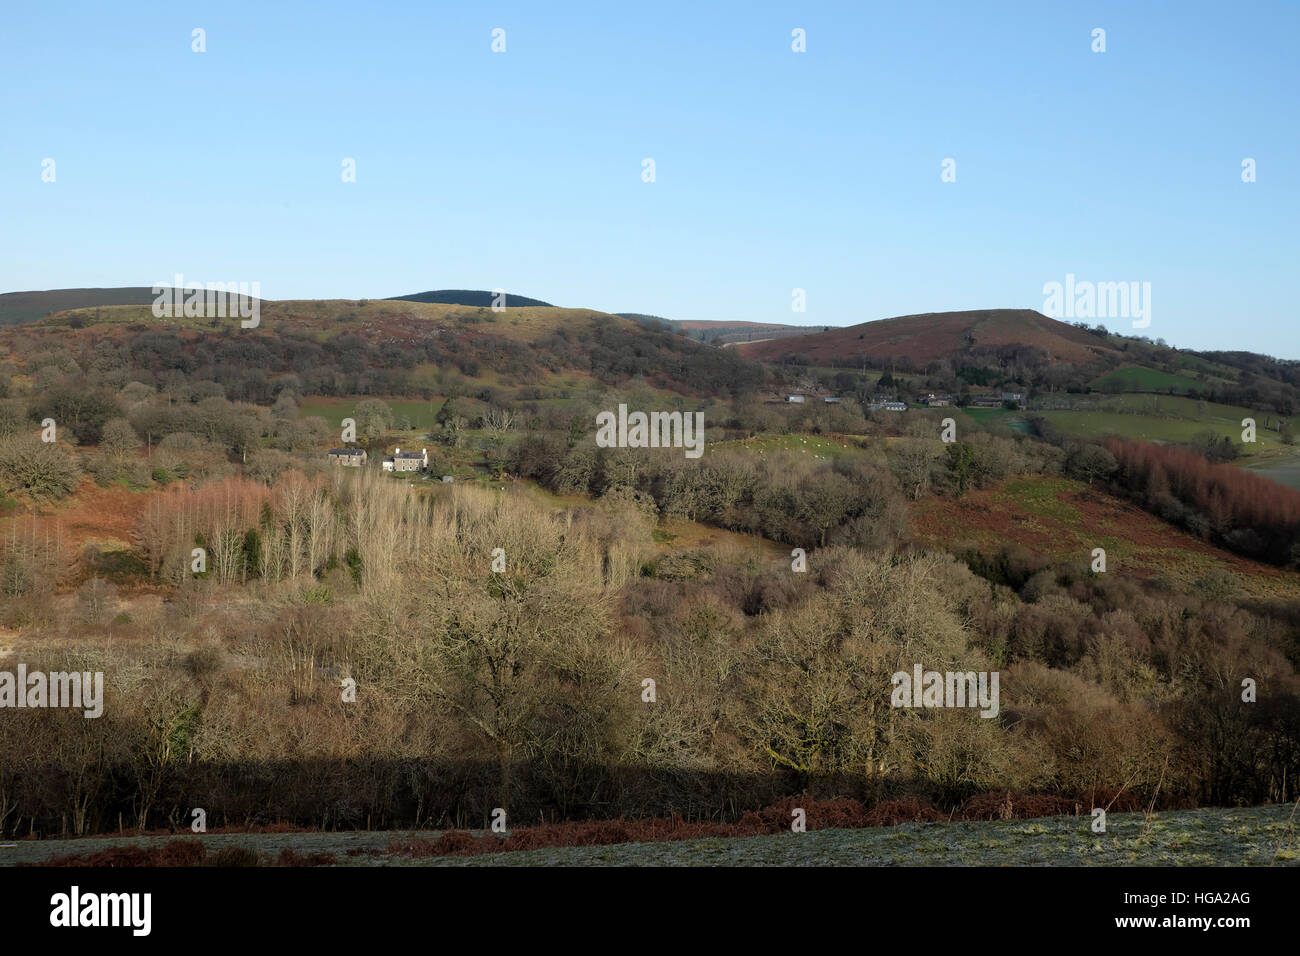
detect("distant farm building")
(823, 396), (841, 404)
(328, 448), (368, 467)
(923, 393), (953, 407)
(786, 394), (806, 404)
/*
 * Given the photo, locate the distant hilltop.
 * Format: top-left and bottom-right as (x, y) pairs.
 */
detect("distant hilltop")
(0, 287), (560, 326)
(0, 287), (160, 326)
(387, 290), (556, 308)
(735, 308), (1119, 367)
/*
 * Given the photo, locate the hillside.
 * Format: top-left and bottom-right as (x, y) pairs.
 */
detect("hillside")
(0, 287), (561, 327)
(745, 308), (1300, 435)
(18, 298), (670, 348)
(3, 297), (768, 400)
(0, 287), (160, 326)
(737, 308), (1119, 367)
(910, 475), (1300, 599)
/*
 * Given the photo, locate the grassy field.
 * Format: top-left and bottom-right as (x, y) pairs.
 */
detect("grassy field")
(960, 407), (1033, 433)
(298, 396), (446, 430)
(1034, 395), (1287, 455)
(6, 804), (1294, 867)
(1244, 454), (1300, 491)
(952, 394), (1280, 451)
(1090, 365), (1202, 394)
(961, 407), (1010, 425)
(1038, 411), (1275, 448)
(711, 433), (859, 460)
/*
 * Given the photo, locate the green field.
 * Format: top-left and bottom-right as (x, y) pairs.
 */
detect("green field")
(712, 433), (858, 460)
(299, 396), (446, 430)
(961, 408), (1033, 433)
(1244, 454), (1300, 491)
(1090, 365), (1202, 394)
(1035, 395), (1286, 454)
(961, 407), (1009, 424)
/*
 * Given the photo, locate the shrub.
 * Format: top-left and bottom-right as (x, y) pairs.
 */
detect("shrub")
(0, 436), (81, 501)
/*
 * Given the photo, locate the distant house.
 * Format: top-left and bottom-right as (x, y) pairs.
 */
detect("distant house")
(883, 401), (907, 412)
(328, 448), (368, 467)
(786, 394), (806, 404)
(381, 447), (428, 473)
(970, 395), (1004, 408)
(1001, 391), (1026, 408)
(923, 393), (953, 407)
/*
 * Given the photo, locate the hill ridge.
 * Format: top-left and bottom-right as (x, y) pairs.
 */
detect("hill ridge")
(736, 308), (1119, 367)
(387, 289), (555, 308)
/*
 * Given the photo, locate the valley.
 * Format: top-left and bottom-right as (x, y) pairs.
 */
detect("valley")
(0, 289), (1298, 864)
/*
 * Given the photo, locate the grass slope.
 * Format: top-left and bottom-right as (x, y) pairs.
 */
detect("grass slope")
(298, 396), (447, 430)
(1090, 365), (1203, 394)
(1034, 395), (1288, 456)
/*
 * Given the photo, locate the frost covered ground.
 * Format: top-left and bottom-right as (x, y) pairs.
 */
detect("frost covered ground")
(4, 804), (1296, 867)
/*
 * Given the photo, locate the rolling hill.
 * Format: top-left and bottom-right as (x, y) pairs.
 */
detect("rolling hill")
(0, 287), (161, 326)
(1, 287), (558, 327)
(737, 308), (1120, 367)
(388, 289), (555, 308)
(23, 298), (635, 344)
(6, 297), (767, 400)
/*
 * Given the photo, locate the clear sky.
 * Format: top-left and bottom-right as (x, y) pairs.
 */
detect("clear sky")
(1, 1), (1296, 354)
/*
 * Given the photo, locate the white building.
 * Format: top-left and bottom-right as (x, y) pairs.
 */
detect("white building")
(381, 447), (428, 472)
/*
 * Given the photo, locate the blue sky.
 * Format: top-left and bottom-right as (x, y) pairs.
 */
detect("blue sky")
(1, 0), (1296, 354)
